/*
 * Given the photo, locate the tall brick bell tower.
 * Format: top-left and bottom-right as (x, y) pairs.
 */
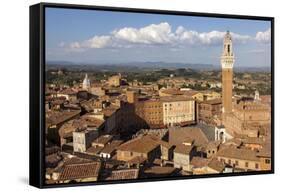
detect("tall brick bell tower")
(221, 31), (234, 114)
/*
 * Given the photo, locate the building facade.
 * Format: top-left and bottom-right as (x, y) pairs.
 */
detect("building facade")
(161, 96), (195, 127)
(108, 74), (121, 87)
(216, 147), (261, 171)
(223, 98), (271, 137)
(73, 128), (99, 153)
(192, 91), (221, 102)
(116, 136), (161, 163)
(135, 99), (164, 127)
(173, 144), (195, 171)
(198, 99), (222, 125)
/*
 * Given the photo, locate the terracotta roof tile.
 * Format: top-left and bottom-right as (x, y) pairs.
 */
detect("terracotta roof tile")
(118, 136), (160, 154)
(190, 157), (210, 168)
(105, 169), (139, 180)
(144, 166), (176, 175)
(46, 110), (81, 127)
(100, 140), (123, 154)
(59, 161), (101, 181)
(217, 147), (259, 161)
(207, 158), (225, 172)
(169, 127), (209, 147)
(160, 95), (194, 102)
(174, 144), (193, 154)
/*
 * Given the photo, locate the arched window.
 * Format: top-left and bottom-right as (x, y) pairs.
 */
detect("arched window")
(219, 131), (224, 141)
(227, 44), (230, 53)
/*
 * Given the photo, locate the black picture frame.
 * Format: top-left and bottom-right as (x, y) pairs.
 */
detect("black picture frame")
(30, 2), (274, 189)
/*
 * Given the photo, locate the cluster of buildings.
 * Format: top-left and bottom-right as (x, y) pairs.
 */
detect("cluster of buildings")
(44, 31), (272, 184)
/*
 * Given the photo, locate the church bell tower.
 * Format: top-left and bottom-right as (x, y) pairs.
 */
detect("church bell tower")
(221, 31), (234, 113)
(82, 73), (91, 90)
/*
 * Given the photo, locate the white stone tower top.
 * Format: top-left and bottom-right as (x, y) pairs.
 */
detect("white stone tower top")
(221, 31), (235, 69)
(82, 73), (91, 90)
(254, 90), (261, 101)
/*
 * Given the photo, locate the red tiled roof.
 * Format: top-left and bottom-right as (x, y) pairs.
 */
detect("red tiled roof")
(160, 95), (194, 102)
(59, 88), (77, 95)
(105, 169), (139, 180)
(128, 156), (147, 165)
(59, 162), (101, 181)
(169, 127), (209, 147)
(207, 158), (225, 172)
(118, 135), (160, 154)
(217, 147), (259, 161)
(190, 157), (210, 168)
(174, 144), (193, 154)
(46, 110), (81, 127)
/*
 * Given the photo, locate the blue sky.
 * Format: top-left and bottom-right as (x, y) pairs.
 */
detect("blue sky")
(46, 7), (271, 67)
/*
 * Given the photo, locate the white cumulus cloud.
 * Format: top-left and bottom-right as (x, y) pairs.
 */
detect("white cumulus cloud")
(62, 22), (267, 51)
(175, 27), (251, 45)
(112, 22), (175, 45)
(255, 28), (271, 43)
(83, 36), (112, 48)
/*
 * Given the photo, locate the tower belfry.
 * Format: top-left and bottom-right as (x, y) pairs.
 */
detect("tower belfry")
(82, 73), (91, 90)
(221, 31), (235, 113)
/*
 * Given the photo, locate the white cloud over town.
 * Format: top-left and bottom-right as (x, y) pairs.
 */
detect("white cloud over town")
(255, 28), (271, 43)
(62, 22), (271, 51)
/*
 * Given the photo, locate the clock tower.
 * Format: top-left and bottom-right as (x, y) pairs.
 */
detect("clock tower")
(221, 31), (234, 114)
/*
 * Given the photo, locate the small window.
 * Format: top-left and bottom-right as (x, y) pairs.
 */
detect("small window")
(255, 163), (259, 169)
(265, 159), (271, 164)
(245, 162), (249, 168)
(235, 160), (239, 166)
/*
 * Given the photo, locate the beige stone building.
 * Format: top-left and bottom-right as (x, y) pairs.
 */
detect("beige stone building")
(108, 74), (121, 87)
(161, 96), (195, 127)
(116, 135), (161, 163)
(46, 110), (81, 145)
(135, 99), (164, 127)
(216, 147), (261, 171)
(198, 98), (222, 125)
(192, 91), (221, 102)
(128, 90), (195, 128)
(190, 157), (225, 174)
(173, 144), (196, 171)
(257, 144), (271, 170)
(126, 90), (138, 104)
(73, 127), (99, 153)
(223, 98), (271, 137)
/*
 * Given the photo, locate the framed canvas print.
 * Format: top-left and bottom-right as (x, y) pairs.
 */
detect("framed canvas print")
(29, 2), (274, 188)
